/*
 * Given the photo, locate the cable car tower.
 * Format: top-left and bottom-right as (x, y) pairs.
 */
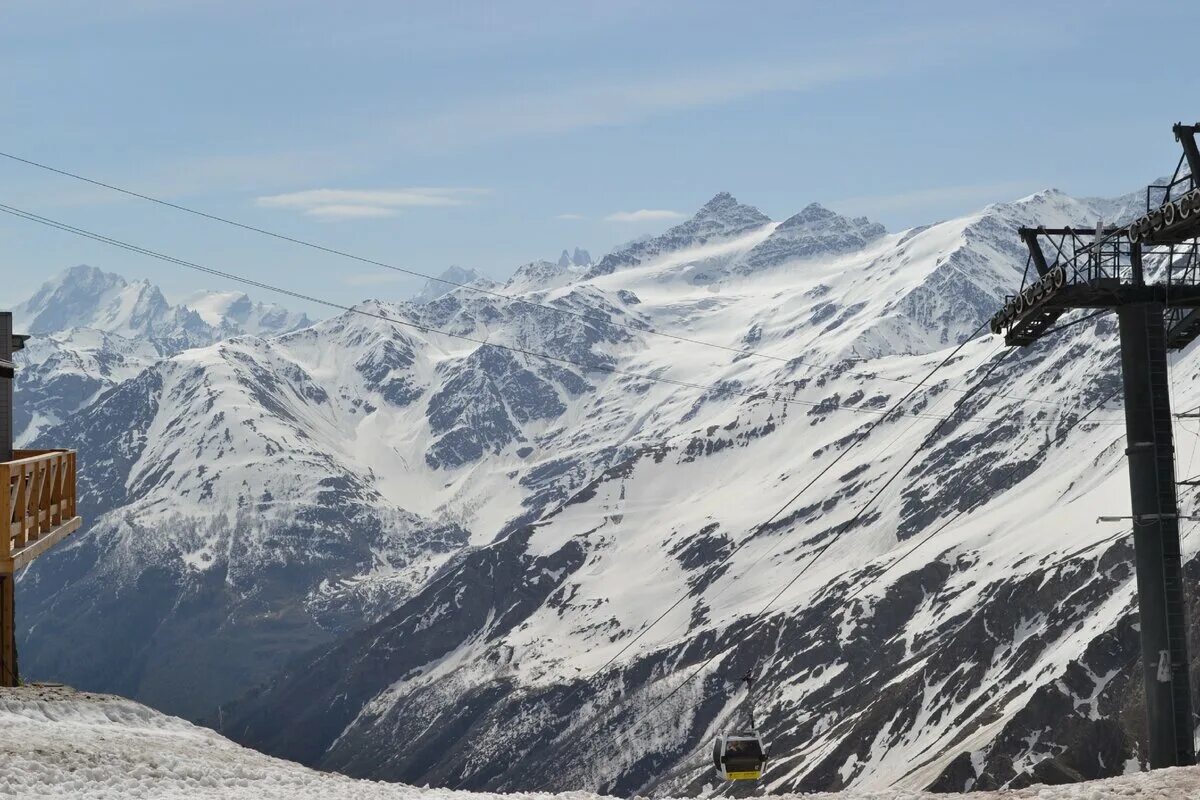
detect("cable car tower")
(990, 122), (1200, 769)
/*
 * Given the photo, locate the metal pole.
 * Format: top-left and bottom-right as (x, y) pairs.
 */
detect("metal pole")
(0, 312), (11, 463)
(1174, 124), (1200, 188)
(1117, 302), (1196, 768)
(1019, 228), (1051, 277)
(0, 577), (13, 687)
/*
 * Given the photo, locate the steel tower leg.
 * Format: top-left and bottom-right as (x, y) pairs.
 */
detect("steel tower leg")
(1117, 302), (1196, 768)
(0, 576), (13, 687)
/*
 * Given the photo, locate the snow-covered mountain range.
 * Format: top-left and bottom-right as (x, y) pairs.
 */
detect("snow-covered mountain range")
(10, 265), (311, 442)
(9, 190), (1195, 796)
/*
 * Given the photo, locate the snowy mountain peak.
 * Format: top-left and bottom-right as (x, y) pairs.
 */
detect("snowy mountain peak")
(57, 263), (125, 293)
(693, 190), (770, 229)
(14, 266), (311, 344)
(14, 265), (130, 333)
(738, 203), (886, 272)
(414, 265), (483, 304)
(587, 192), (771, 277)
(12, 265), (207, 343)
(8, 266), (313, 443)
(702, 189), (736, 206)
(182, 290), (256, 326)
(785, 201), (854, 226)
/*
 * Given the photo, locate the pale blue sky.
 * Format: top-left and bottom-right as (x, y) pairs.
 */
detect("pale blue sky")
(2, 0), (1199, 311)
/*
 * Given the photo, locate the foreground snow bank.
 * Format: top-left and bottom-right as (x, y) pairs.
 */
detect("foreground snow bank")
(0, 686), (1195, 799)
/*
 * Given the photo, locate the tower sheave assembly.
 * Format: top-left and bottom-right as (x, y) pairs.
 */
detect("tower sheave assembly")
(991, 123), (1200, 768)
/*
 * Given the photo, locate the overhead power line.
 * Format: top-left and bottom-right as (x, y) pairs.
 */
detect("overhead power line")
(0, 149), (1111, 415)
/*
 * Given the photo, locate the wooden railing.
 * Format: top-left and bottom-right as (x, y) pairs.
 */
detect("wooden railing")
(0, 449), (81, 571)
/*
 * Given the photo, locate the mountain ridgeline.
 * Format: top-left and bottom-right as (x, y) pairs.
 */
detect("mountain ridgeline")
(9, 190), (1182, 795)
(10, 265), (311, 444)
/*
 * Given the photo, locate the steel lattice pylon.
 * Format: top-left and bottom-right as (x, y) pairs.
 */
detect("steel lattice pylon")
(992, 123), (1200, 770)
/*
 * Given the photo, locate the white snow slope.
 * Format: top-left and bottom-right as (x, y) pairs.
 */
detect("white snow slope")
(14, 190), (1193, 794)
(0, 686), (1196, 800)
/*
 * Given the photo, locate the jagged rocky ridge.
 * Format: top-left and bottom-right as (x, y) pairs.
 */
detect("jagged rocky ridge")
(11, 190), (1192, 795)
(559, 248), (593, 269)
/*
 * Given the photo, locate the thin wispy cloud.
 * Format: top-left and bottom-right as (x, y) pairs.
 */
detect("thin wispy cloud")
(556, 213), (585, 220)
(256, 187), (489, 219)
(306, 204), (399, 219)
(385, 20), (997, 153)
(605, 209), (686, 223)
(394, 59), (871, 149)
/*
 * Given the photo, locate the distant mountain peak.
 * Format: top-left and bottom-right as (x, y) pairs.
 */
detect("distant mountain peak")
(14, 265), (135, 334)
(13, 265), (310, 344)
(701, 190), (737, 208)
(557, 248), (592, 269)
(785, 202), (839, 224)
(739, 203), (885, 273)
(695, 191), (768, 224)
(62, 263), (122, 284)
(414, 265), (483, 304)
(181, 290), (311, 336)
(587, 193), (770, 277)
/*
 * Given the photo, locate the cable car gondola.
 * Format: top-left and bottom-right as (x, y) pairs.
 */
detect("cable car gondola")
(712, 672), (768, 781)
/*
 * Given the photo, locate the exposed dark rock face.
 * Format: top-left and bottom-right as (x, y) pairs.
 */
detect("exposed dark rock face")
(355, 337), (423, 407)
(425, 347), (568, 469)
(557, 249), (592, 269)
